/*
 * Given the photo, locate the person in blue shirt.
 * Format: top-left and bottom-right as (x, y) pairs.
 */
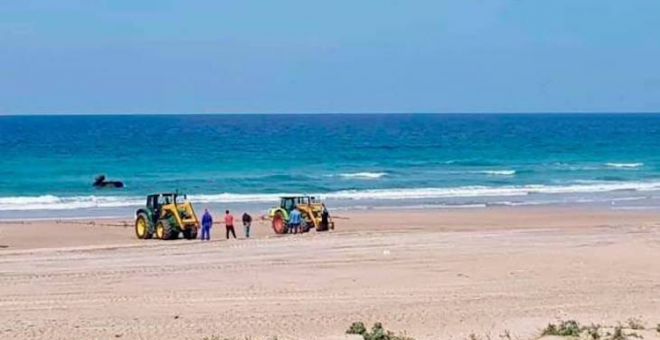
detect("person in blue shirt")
(201, 209), (213, 241)
(288, 207), (302, 234)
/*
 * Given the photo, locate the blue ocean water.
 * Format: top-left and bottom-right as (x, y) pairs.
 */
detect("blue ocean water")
(2, 114), (660, 218)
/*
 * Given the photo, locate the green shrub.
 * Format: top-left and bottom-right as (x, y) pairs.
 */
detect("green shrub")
(346, 322), (414, 340)
(627, 319), (645, 330)
(584, 324), (601, 340)
(369, 322), (389, 340)
(611, 326), (625, 340)
(347, 322), (368, 336)
(542, 320), (581, 337)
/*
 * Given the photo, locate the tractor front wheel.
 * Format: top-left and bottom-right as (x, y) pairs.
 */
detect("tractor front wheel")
(272, 213), (287, 234)
(156, 220), (178, 240)
(135, 213), (153, 239)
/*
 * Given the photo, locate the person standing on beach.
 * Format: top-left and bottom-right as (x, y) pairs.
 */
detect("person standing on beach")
(288, 207), (302, 234)
(225, 210), (237, 239)
(201, 209), (213, 241)
(321, 203), (330, 231)
(242, 212), (252, 238)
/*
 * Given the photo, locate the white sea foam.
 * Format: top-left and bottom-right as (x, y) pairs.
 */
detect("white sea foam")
(612, 206), (659, 211)
(0, 193), (287, 211)
(0, 195), (142, 211)
(477, 170), (516, 176)
(606, 162), (644, 168)
(3, 181), (660, 211)
(338, 172), (387, 179)
(190, 193), (283, 203)
(324, 181), (660, 200)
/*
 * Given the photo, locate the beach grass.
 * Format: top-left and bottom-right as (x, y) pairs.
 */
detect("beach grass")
(202, 320), (660, 340)
(346, 322), (415, 340)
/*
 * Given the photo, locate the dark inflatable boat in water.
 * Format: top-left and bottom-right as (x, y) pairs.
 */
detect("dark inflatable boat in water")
(93, 175), (124, 188)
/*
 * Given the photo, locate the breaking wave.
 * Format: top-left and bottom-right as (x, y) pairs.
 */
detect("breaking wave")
(476, 170), (516, 176)
(3, 180), (660, 211)
(606, 163), (644, 168)
(0, 195), (143, 211)
(338, 172), (387, 179)
(324, 181), (660, 200)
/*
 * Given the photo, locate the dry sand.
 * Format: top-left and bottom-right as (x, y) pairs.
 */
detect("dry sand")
(1, 207), (660, 340)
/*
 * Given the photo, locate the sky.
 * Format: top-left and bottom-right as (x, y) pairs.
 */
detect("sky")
(1, 0), (659, 114)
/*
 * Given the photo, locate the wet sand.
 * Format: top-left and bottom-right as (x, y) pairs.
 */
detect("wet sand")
(1, 207), (660, 340)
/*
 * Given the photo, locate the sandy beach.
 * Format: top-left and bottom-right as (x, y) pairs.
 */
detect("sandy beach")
(1, 207), (660, 340)
(5, 0), (660, 337)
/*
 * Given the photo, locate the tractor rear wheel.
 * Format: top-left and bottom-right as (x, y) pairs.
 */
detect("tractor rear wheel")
(135, 213), (153, 239)
(272, 212), (287, 234)
(183, 228), (198, 240)
(156, 219), (178, 240)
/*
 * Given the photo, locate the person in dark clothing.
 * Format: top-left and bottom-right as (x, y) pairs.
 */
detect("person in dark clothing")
(320, 204), (330, 231)
(242, 212), (252, 238)
(201, 209), (213, 241)
(224, 210), (236, 239)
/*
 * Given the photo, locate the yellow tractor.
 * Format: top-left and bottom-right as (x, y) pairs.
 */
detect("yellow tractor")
(134, 193), (200, 240)
(268, 195), (334, 234)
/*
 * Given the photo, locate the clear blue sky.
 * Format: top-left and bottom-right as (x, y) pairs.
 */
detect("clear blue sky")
(1, 0), (659, 114)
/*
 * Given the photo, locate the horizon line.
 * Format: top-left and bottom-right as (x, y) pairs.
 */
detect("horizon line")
(2, 111), (660, 117)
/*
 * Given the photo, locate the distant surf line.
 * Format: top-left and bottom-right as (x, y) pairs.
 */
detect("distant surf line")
(3, 180), (660, 211)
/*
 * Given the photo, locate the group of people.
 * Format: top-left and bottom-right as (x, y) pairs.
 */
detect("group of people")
(199, 209), (252, 241)
(198, 204), (330, 239)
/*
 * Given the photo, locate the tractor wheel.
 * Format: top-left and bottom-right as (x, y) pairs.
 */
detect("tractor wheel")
(301, 221), (311, 233)
(156, 219), (178, 240)
(316, 222), (328, 232)
(272, 212), (287, 234)
(183, 228), (198, 240)
(299, 212), (310, 233)
(135, 213), (153, 239)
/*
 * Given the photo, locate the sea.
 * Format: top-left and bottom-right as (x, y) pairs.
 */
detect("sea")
(2, 113), (660, 220)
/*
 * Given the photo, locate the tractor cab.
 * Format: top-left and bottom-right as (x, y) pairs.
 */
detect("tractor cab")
(146, 193), (189, 206)
(146, 193), (180, 223)
(279, 197), (296, 212)
(279, 195), (320, 212)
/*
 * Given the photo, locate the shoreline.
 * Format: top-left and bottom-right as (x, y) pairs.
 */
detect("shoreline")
(4, 180), (660, 219)
(2, 197), (660, 222)
(0, 204), (656, 223)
